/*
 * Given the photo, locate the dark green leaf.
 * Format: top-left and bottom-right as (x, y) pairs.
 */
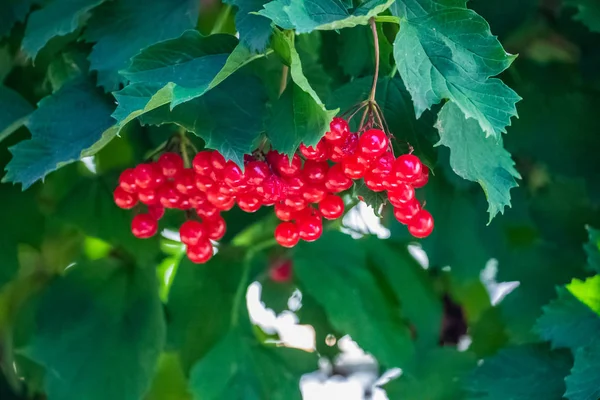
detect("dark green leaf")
(22, 0), (107, 58)
(393, 0), (520, 137)
(565, 0), (600, 33)
(83, 0), (200, 90)
(567, 275), (600, 316)
(565, 340), (600, 400)
(145, 353), (191, 400)
(467, 344), (572, 400)
(3, 79), (115, 189)
(23, 260), (166, 400)
(46, 50), (90, 92)
(224, 0), (273, 52)
(585, 227), (600, 274)
(338, 23), (393, 78)
(293, 231), (415, 367)
(0, 86), (34, 143)
(436, 102), (520, 222)
(352, 179), (386, 216)
(0, 0), (35, 38)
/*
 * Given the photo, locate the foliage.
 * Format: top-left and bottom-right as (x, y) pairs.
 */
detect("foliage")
(1, 0), (600, 399)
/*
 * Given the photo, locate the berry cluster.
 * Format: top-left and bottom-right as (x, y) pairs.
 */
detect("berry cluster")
(113, 117), (433, 263)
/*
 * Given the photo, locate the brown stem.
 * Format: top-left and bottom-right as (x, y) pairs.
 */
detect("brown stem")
(279, 65), (289, 96)
(368, 18), (380, 103)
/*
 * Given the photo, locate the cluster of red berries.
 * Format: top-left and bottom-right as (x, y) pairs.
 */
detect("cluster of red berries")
(113, 117), (433, 263)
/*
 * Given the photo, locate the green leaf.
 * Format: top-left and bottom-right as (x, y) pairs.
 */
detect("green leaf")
(259, 0), (395, 33)
(23, 260), (166, 400)
(22, 0), (107, 59)
(352, 179), (387, 216)
(293, 231), (415, 367)
(366, 238), (443, 347)
(3, 79), (115, 189)
(140, 75), (267, 168)
(565, 340), (600, 400)
(393, 1), (520, 137)
(0, 86), (33, 143)
(0, 0), (35, 38)
(338, 23), (393, 78)
(224, 0), (273, 52)
(385, 348), (476, 400)
(535, 286), (600, 351)
(145, 353), (192, 400)
(189, 330), (315, 400)
(83, 0), (200, 90)
(46, 50), (90, 92)
(467, 344), (572, 400)
(585, 227), (600, 274)
(436, 102), (520, 222)
(565, 0), (600, 33)
(567, 275), (600, 316)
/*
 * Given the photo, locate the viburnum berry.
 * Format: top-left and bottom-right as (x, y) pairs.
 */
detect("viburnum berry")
(186, 240), (213, 264)
(138, 188), (159, 206)
(326, 117), (350, 142)
(223, 161), (245, 188)
(408, 209), (434, 238)
(196, 203), (219, 219)
(245, 161), (270, 185)
(302, 184), (327, 204)
(188, 192), (208, 209)
(114, 187), (137, 209)
(319, 194), (344, 220)
(297, 214), (323, 242)
(237, 193), (261, 213)
(284, 195), (307, 211)
(387, 184), (415, 208)
(303, 160), (328, 184)
(210, 151), (227, 171)
(158, 184), (182, 208)
(179, 220), (207, 246)
(359, 129), (388, 158)
(325, 164), (353, 193)
(133, 163), (159, 189)
(257, 175), (286, 203)
(371, 152), (394, 175)
(205, 215), (227, 241)
(285, 175), (305, 196)
(148, 205), (165, 220)
(412, 165), (429, 189)
(363, 171), (385, 192)
(274, 222), (300, 248)
(158, 152), (183, 178)
(269, 259), (292, 282)
(131, 214), (158, 238)
(394, 154), (422, 183)
(342, 154), (368, 179)
(174, 170), (197, 195)
(118, 168), (137, 193)
(195, 175), (215, 192)
(299, 139), (328, 161)
(276, 153), (302, 177)
(192, 151), (212, 176)
(274, 202), (294, 221)
(207, 187), (235, 211)
(393, 198), (421, 224)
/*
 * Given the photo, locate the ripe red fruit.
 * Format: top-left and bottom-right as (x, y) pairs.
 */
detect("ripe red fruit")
(245, 161), (270, 185)
(276, 154), (302, 177)
(270, 259), (292, 282)
(359, 129), (388, 157)
(408, 209), (434, 238)
(188, 192), (208, 208)
(342, 155), (368, 179)
(274, 202), (294, 221)
(138, 188), (159, 205)
(393, 199), (421, 224)
(302, 184), (327, 204)
(319, 195), (344, 220)
(274, 222), (300, 248)
(131, 214), (158, 238)
(187, 240), (213, 264)
(394, 154), (423, 183)
(371, 153), (394, 175)
(177, 198), (191, 210)
(387, 184), (415, 207)
(192, 151), (212, 176)
(174, 170), (196, 195)
(364, 172), (385, 192)
(158, 152), (183, 178)
(179, 220), (207, 246)
(195, 175), (215, 192)
(148, 205), (165, 220)
(205, 215), (226, 241)
(210, 151), (227, 171)
(299, 139), (328, 161)
(196, 203), (219, 219)
(325, 164), (353, 193)
(297, 215), (323, 242)
(412, 165), (430, 188)
(118, 168), (137, 193)
(257, 175), (286, 203)
(237, 193), (261, 213)
(223, 161), (245, 188)
(303, 160), (329, 183)
(207, 187), (234, 210)
(158, 184), (182, 208)
(284, 195), (307, 211)
(325, 117), (349, 142)
(114, 187), (137, 209)
(285, 176), (305, 196)
(133, 163), (160, 189)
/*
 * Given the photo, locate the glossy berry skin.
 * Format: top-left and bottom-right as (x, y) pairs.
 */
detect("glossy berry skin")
(196, 204), (219, 219)
(297, 215), (323, 242)
(325, 117), (349, 142)
(148, 205), (165, 220)
(205, 215), (226, 241)
(138, 188), (159, 206)
(393, 199), (421, 224)
(359, 129), (388, 157)
(299, 139), (328, 161)
(276, 154), (302, 177)
(192, 151), (213, 176)
(195, 175), (215, 192)
(207, 187), (235, 211)
(210, 151), (227, 171)
(408, 209), (434, 238)
(179, 220), (207, 246)
(412, 165), (429, 189)
(284, 195), (307, 211)
(303, 160), (329, 183)
(237, 193), (261, 213)
(131, 214), (158, 238)
(387, 184), (415, 208)
(319, 195), (344, 220)
(188, 192), (208, 209)
(274, 202), (294, 221)
(302, 184), (327, 204)
(118, 169), (137, 193)
(364, 172), (385, 192)
(285, 176), (305, 196)
(245, 161), (270, 185)
(223, 161), (245, 188)
(174, 170), (196, 195)
(274, 222), (300, 248)
(325, 164), (353, 193)
(158, 152), (183, 178)
(270, 259), (292, 282)
(186, 240), (213, 264)
(394, 154), (423, 183)
(133, 164), (159, 189)
(342, 155), (368, 180)
(158, 185), (182, 208)
(114, 187), (137, 209)
(371, 153), (394, 175)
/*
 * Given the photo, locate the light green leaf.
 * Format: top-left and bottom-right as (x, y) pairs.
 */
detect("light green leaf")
(393, 1), (520, 137)
(565, 340), (600, 400)
(568, 275), (600, 316)
(436, 102), (520, 222)
(585, 227), (600, 274)
(223, 0), (274, 52)
(3, 79), (115, 189)
(467, 344), (572, 400)
(565, 0), (600, 32)
(22, 0), (107, 59)
(23, 260), (166, 400)
(293, 231), (415, 368)
(83, 0), (199, 90)
(0, 86), (33, 143)
(145, 353), (191, 400)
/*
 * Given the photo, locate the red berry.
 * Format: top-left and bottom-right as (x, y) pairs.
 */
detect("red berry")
(359, 129), (388, 158)
(393, 199), (421, 224)
(275, 202), (294, 221)
(217, 182), (235, 196)
(276, 154), (302, 177)
(195, 175), (215, 192)
(148, 205), (165, 220)
(381, 173), (400, 191)
(284, 195), (307, 211)
(299, 139), (328, 161)
(302, 184), (327, 204)
(257, 175), (286, 203)
(174, 170), (196, 195)
(192, 151), (213, 176)
(237, 193), (261, 213)
(274, 222), (300, 248)
(328, 144), (346, 162)
(118, 168), (137, 193)
(187, 240), (213, 264)
(387, 184), (415, 207)
(138, 188), (159, 205)
(223, 161), (245, 188)
(114, 187), (137, 209)
(394, 154), (422, 183)
(342, 155), (368, 180)
(177, 198), (191, 210)
(133, 164), (159, 189)
(210, 151), (227, 171)
(196, 204), (219, 219)
(325, 117), (349, 142)
(205, 215), (226, 241)
(158, 152), (184, 178)
(189, 192), (208, 209)
(207, 187), (234, 210)
(158, 184), (182, 208)
(131, 214), (158, 238)
(319, 195), (344, 220)
(179, 220), (207, 246)
(412, 165), (430, 189)
(371, 153), (394, 175)
(270, 259), (292, 282)
(245, 161), (270, 185)
(285, 175), (306, 196)
(325, 164), (353, 193)
(303, 160), (329, 183)
(408, 209), (434, 238)
(364, 172), (385, 192)
(297, 215), (323, 242)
